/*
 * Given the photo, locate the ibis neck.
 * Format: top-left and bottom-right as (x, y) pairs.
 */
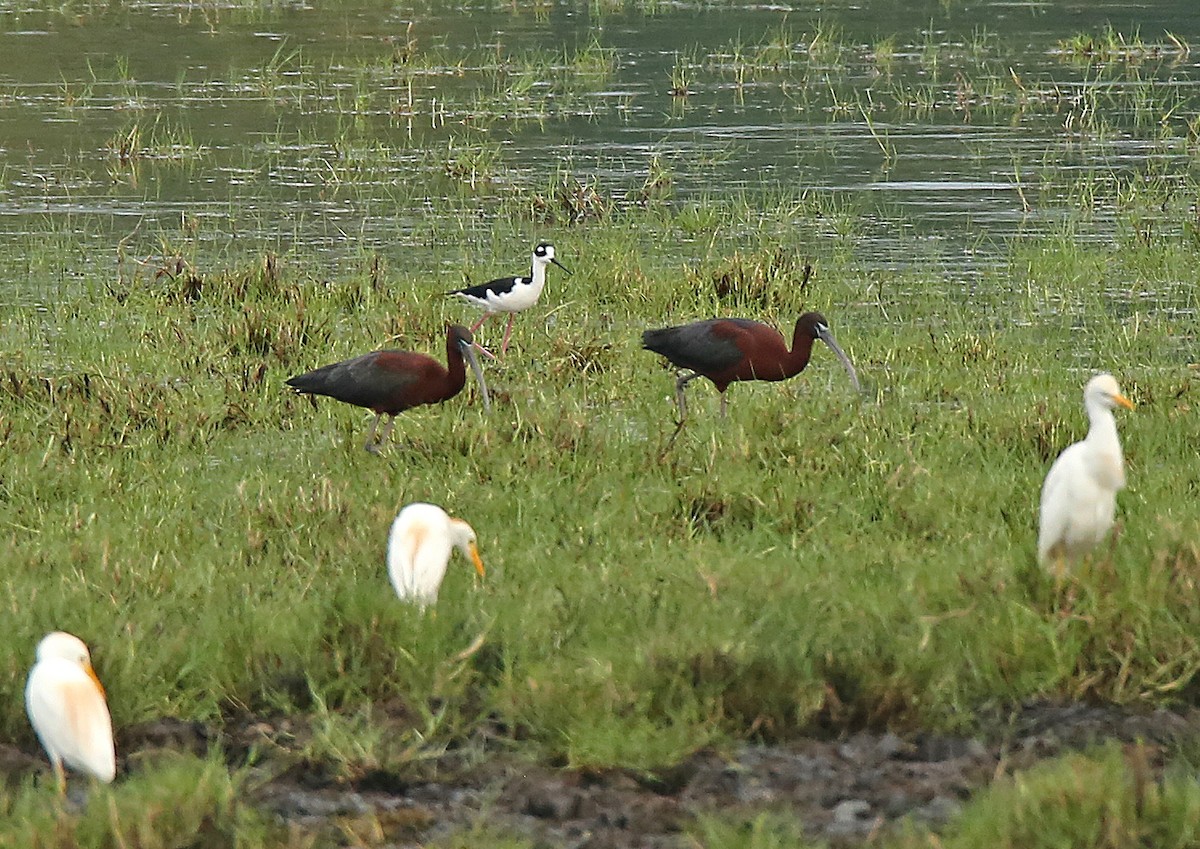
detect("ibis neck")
(787, 324), (817, 374)
(444, 337), (468, 395)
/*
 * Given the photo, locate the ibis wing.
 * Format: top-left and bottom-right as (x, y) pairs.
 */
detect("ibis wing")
(642, 320), (752, 372)
(287, 351), (422, 409)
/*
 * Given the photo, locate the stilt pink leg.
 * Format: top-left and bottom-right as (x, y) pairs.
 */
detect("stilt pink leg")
(500, 314), (515, 356)
(470, 313), (493, 333)
(473, 342), (498, 361)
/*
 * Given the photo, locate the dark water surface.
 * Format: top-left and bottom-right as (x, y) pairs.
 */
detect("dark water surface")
(1, 0), (1199, 288)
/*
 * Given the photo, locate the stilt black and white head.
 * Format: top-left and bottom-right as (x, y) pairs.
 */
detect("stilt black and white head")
(448, 242), (570, 357)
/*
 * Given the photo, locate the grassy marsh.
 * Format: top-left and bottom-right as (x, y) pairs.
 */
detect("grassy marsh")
(1, 4), (1200, 846)
(2, 190), (1200, 844)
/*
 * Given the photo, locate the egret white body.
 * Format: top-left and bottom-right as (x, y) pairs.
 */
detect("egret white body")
(387, 503), (485, 607)
(1037, 373), (1134, 571)
(25, 632), (116, 790)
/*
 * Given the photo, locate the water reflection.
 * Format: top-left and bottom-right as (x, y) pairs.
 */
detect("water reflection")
(0, 0), (1196, 281)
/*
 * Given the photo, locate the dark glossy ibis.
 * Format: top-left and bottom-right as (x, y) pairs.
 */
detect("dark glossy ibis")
(448, 242), (570, 356)
(287, 324), (490, 454)
(642, 312), (861, 419)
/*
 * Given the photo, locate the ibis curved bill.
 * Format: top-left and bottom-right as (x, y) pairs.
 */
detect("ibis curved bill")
(1037, 373), (1135, 573)
(642, 311), (861, 419)
(287, 324), (490, 454)
(449, 242), (570, 356)
(387, 503), (485, 608)
(25, 632), (116, 792)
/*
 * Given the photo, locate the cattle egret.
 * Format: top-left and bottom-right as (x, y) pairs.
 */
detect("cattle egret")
(25, 632), (116, 792)
(388, 503), (485, 607)
(1038, 373), (1134, 572)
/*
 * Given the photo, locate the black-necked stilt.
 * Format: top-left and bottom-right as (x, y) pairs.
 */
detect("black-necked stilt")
(286, 325), (491, 454)
(448, 242), (570, 356)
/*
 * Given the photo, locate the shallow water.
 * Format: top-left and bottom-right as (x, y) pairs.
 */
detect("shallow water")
(0, 0), (1198, 290)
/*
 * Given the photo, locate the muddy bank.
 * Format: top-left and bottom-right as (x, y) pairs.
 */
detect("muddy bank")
(7, 701), (1198, 847)
(247, 702), (1196, 847)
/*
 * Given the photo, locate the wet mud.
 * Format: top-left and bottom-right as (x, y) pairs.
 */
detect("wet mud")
(6, 701), (1197, 847)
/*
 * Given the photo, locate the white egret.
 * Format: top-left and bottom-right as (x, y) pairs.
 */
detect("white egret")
(25, 632), (116, 792)
(1038, 373), (1134, 572)
(388, 503), (485, 607)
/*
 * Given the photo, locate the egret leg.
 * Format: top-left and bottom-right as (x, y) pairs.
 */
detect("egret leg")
(499, 314), (516, 356)
(53, 759), (66, 797)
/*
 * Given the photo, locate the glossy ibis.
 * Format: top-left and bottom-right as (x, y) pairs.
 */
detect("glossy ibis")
(26, 632), (116, 793)
(388, 502), (486, 608)
(448, 242), (570, 356)
(1038, 373), (1134, 574)
(286, 324), (490, 454)
(642, 312), (861, 419)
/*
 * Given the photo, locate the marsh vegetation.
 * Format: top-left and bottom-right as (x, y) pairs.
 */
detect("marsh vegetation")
(1, 0), (1199, 846)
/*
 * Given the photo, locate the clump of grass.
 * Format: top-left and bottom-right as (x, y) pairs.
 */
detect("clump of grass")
(0, 754), (284, 848)
(1055, 26), (1158, 64)
(629, 153), (674, 207)
(686, 247), (812, 311)
(895, 745), (1200, 848)
(562, 38), (617, 79)
(668, 50), (697, 97)
(687, 811), (817, 849)
(805, 19), (848, 66)
(525, 170), (613, 224)
(440, 138), (504, 191)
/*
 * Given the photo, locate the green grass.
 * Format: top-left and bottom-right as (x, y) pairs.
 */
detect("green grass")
(1, 192), (1199, 844)
(2, 8), (1200, 845)
(895, 744), (1200, 848)
(0, 754), (285, 848)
